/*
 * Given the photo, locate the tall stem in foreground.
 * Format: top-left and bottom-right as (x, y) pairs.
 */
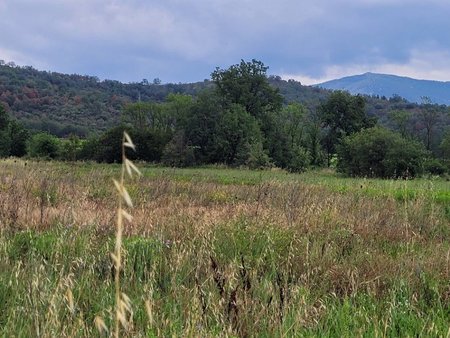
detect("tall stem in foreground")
(114, 137), (125, 338)
(112, 132), (140, 338)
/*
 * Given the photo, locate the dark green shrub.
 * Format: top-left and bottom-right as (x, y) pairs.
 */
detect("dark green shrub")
(0, 104), (11, 157)
(27, 132), (60, 159)
(246, 140), (273, 169)
(88, 126), (170, 163)
(337, 127), (427, 178)
(8, 120), (29, 157)
(0, 129), (11, 157)
(59, 134), (83, 161)
(131, 128), (171, 163)
(162, 130), (195, 167)
(423, 158), (447, 176)
(286, 146), (311, 173)
(78, 136), (100, 161)
(383, 139), (427, 178)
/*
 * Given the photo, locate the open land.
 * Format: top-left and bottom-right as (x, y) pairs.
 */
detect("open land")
(1, 159), (449, 337)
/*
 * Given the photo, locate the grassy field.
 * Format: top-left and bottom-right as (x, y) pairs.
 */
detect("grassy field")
(0, 159), (449, 337)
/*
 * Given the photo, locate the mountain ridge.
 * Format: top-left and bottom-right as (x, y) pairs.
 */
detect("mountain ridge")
(317, 72), (450, 105)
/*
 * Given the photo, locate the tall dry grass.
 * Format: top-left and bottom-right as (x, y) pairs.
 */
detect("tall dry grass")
(0, 157), (449, 336)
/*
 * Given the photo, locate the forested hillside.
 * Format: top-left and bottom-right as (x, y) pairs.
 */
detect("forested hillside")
(1, 63), (331, 136)
(4, 62), (448, 138)
(0, 63), (211, 135)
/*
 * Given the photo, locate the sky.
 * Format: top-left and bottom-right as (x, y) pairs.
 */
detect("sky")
(1, 0), (450, 85)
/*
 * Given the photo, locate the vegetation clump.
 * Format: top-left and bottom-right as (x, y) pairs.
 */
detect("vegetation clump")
(337, 127), (428, 178)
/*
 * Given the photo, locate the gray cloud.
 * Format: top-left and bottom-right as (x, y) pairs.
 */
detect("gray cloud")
(1, 0), (449, 84)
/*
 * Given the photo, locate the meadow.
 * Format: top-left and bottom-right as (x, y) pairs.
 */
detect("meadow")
(0, 158), (449, 337)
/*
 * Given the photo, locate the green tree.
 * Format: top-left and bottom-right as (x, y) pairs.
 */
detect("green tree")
(92, 125), (170, 163)
(440, 128), (450, 159)
(78, 136), (100, 161)
(213, 104), (263, 165)
(27, 133), (60, 159)
(131, 128), (171, 162)
(123, 102), (162, 131)
(0, 129), (11, 157)
(419, 96), (441, 151)
(305, 115), (326, 166)
(262, 111), (293, 168)
(162, 130), (195, 167)
(0, 104), (9, 130)
(211, 59), (284, 167)
(8, 120), (29, 157)
(337, 127), (427, 178)
(60, 134), (82, 161)
(211, 59), (282, 120)
(320, 91), (376, 165)
(164, 93), (193, 129)
(389, 110), (411, 137)
(184, 90), (223, 163)
(246, 140), (272, 169)
(287, 146), (311, 173)
(280, 102), (307, 148)
(93, 126), (125, 163)
(0, 104), (11, 157)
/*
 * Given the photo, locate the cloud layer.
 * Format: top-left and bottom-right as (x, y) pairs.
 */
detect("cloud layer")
(1, 0), (449, 84)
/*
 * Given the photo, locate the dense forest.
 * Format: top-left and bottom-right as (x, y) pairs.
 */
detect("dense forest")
(0, 59), (449, 178)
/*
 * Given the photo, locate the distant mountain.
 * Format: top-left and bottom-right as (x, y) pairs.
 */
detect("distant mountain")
(317, 72), (450, 105)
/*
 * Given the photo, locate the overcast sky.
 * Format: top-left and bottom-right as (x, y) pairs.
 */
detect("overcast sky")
(1, 0), (449, 85)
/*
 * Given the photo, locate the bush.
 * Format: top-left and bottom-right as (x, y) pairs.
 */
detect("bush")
(27, 132), (60, 159)
(423, 159), (447, 176)
(440, 128), (450, 159)
(383, 139), (427, 178)
(337, 127), (427, 178)
(0, 129), (11, 157)
(246, 140), (273, 170)
(286, 146), (310, 173)
(131, 128), (171, 163)
(8, 120), (29, 157)
(77, 136), (100, 161)
(88, 126), (171, 163)
(162, 130), (195, 167)
(0, 104), (11, 157)
(59, 134), (82, 161)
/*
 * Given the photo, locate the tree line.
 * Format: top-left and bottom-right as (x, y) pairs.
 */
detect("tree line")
(1, 59), (449, 178)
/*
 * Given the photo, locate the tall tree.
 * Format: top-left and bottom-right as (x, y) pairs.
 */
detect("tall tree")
(389, 110), (411, 137)
(211, 59), (284, 166)
(440, 128), (450, 159)
(280, 102), (307, 148)
(0, 104), (11, 156)
(183, 90), (223, 163)
(213, 104), (262, 165)
(123, 102), (162, 131)
(8, 120), (29, 157)
(319, 91), (376, 165)
(0, 104), (9, 130)
(305, 114), (325, 166)
(211, 59), (282, 119)
(419, 96), (440, 151)
(163, 93), (193, 130)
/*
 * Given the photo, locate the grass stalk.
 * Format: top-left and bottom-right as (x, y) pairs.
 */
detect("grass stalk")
(112, 132), (139, 338)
